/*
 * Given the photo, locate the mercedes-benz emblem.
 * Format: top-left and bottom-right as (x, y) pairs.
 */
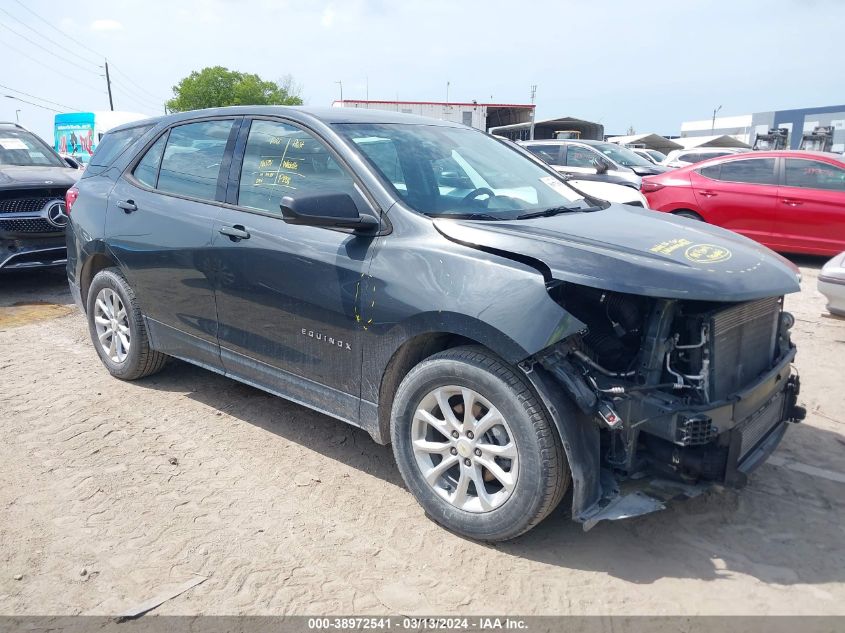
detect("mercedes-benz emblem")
(45, 201), (68, 228)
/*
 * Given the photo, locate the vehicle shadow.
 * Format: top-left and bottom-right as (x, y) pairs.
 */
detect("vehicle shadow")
(0, 267), (71, 307)
(141, 359), (403, 487)
(139, 360), (845, 587)
(786, 254), (829, 270)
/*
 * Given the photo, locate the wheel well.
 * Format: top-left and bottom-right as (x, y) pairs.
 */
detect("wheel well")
(80, 253), (119, 310)
(377, 332), (480, 443)
(671, 208), (703, 220)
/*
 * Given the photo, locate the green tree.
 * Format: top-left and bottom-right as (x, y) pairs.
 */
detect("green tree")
(165, 66), (303, 112)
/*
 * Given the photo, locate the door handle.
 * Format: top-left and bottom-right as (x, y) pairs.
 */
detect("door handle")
(781, 198), (803, 206)
(699, 190), (717, 198)
(117, 200), (137, 213)
(219, 225), (250, 241)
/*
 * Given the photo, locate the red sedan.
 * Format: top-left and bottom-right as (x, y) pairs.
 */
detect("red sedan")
(642, 150), (845, 256)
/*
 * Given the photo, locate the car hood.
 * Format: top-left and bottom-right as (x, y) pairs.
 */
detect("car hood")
(629, 164), (671, 176)
(0, 165), (78, 188)
(433, 205), (801, 302)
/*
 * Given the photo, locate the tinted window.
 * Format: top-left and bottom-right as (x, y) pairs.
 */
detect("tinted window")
(716, 158), (776, 185)
(238, 120), (356, 215)
(566, 145), (599, 168)
(698, 164), (722, 179)
(354, 137), (406, 189)
(90, 125), (152, 167)
(784, 159), (845, 191)
(526, 145), (561, 164)
(157, 120), (234, 201)
(0, 128), (66, 167)
(133, 134), (167, 188)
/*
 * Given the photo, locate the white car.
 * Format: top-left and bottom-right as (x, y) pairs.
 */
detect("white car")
(819, 251), (845, 316)
(566, 178), (650, 208)
(661, 147), (750, 169)
(631, 148), (667, 165)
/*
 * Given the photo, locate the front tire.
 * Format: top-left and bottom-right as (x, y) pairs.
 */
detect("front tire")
(390, 346), (569, 541)
(86, 267), (168, 380)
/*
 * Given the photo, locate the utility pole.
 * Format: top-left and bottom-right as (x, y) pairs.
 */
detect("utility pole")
(446, 81), (450, 105)
(529, 84), (537, 140)
(335, 80), (343, 104)
(104, 59), (114, 111)
(711, 104), (722, 133)
(15, 109), (20, 123)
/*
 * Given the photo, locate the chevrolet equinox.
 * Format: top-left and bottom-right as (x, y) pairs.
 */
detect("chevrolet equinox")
(66, 107), (805, 541)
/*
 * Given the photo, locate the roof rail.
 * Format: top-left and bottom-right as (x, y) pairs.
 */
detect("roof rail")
(0, 121), (27, 129)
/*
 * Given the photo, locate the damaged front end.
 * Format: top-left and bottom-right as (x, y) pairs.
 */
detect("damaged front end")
(526, 282), (806, 529)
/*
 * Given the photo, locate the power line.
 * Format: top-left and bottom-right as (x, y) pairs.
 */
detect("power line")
(0, 82), (81, 111)
(2, 94), (62, 113)
(109, 78), (165, 109)
(0, 6), (102, 68)
(0, 39), (105, 94)
(109, 64), (169, 103)
(0, 21), (103, 77)
(109, 82), (160, 114)
(11, 0), (106, 61)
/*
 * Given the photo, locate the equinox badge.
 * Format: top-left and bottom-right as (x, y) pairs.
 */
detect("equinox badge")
(301, 328), (352, 350)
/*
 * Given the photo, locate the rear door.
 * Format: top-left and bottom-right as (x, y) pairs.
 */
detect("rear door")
(772, 157), (845, 255)
(105, 117), (240, 370)
(210, 117), (380, 420)
(690, 157), (778, 245)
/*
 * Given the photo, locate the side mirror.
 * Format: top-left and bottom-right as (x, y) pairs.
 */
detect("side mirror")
(594, 158), (609, 175)
(280, 192), (379, 232)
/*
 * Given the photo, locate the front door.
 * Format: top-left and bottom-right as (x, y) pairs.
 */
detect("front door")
(690, 157), (778, 245)
(105, 118), (239, 370)
(211, 118), (379, 421)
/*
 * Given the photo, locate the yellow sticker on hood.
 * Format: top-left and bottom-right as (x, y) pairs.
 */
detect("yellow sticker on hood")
(684, 243), (732, 264)
(649, 238), (692, 255)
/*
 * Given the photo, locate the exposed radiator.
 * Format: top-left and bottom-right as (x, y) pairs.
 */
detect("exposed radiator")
(709, 297), (780, 400)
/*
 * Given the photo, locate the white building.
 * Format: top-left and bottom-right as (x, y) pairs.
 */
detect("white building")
(332, 100), (534, 132)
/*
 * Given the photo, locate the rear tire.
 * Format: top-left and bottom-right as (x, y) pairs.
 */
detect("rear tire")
(672, 209), (704, 221)
(86, 267), (168, 380)
(390, 346), (569, 541)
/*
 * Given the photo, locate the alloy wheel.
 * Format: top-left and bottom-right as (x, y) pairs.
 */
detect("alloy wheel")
(93, 287), (131, 363)
(411, 386), (519, 513)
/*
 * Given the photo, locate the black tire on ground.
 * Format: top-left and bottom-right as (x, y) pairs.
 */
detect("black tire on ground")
(390, 346), (570, 541)
(672, 209), (704, 221)
(85, 267), (168, 380)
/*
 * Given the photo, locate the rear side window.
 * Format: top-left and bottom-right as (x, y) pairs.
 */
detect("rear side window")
(237, 120), (356, 216)
(712, 158), (776, 185)
(90, 125), (152, 167)
(698, 164), (722, 179)
(157, 120), (234, 201)
(566, 145), (598, 168)
(525, 145), (561, 164)
(784, 159), (845, 191)
(133, 134), (168, 188)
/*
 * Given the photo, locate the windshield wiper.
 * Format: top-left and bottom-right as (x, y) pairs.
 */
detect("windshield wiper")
(427, 212), (502, 221)
(516, 205), (582, 220)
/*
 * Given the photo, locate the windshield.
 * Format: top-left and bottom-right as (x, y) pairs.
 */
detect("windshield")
(645, 149), (666, 162)
(334, 123), (591, 220)
(0, 129), (65, 167)
(591, 142), (654, 168)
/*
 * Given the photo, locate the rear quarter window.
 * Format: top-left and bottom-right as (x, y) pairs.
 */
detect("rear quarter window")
(89, 124), (153, 168)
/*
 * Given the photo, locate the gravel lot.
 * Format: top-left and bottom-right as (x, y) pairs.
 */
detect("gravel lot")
(0, 261), (843, 616)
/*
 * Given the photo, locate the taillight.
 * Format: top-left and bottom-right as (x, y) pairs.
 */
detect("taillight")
(640, 180), (665, 193)
(65, 186), (79, 214)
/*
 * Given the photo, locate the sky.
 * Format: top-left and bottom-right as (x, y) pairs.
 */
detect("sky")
(1, 0), (844, 142)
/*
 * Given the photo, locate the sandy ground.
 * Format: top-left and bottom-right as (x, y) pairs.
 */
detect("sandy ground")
(0, 261), (843, 616)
